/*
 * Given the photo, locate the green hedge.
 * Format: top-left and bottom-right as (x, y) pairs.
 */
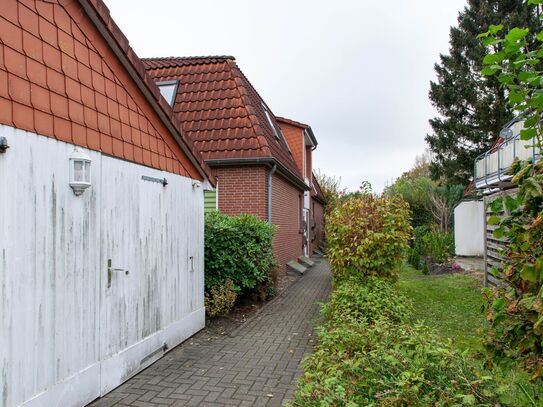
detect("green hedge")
(204, 211), (276, 296)
(289, 279), (509, 406)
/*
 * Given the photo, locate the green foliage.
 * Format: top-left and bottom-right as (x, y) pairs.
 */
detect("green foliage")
(289, 279), (506, 406)
(426, 0), (540, 184)
(481, 160), (543, 377)
(479, 5), (543, 377)
(479, 4), (543, 144)
(408, 226), (454, 269)
(204, 279), (237, 318)
(326, 194), (412, 283)
(398, 266), (542, 404)
(385, 158), (464, 232)
(314, 170), (345, 218)
(385, 173), (437, 228)
(322, 278), (411, 326)
(204, 211), (276, 296)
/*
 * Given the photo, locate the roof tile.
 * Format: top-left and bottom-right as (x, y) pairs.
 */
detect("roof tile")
(143, 56), (304, 183)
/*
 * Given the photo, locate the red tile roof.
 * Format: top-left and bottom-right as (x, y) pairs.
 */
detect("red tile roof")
(80, 0), (214, 183)
(276, 116), (309, 129)
(142, 56), (306, 188)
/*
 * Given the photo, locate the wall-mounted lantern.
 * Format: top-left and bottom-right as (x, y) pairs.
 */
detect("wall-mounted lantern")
(69, 147), (91, 196)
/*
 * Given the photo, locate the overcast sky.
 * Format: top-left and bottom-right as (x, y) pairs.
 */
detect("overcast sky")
(105, 0), (467, 192)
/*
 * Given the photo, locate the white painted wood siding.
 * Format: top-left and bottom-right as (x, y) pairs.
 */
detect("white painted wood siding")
(0, 125), (205, 407)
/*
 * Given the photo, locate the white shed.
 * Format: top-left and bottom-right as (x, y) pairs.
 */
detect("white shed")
(0, 1), (213, 406)
(453, 200), (485, 256)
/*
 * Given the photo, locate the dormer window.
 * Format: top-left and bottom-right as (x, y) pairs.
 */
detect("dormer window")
(261, 103), (292, 153)
(156, 80), (179, 106)
(262, 103), (280, 140)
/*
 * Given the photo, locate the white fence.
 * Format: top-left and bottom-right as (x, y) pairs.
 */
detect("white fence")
(0, 125), (205, 407)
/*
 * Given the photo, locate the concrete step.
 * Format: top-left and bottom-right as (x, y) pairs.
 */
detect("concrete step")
(298, 256), (315, 267)
(287, 260), (307, 275)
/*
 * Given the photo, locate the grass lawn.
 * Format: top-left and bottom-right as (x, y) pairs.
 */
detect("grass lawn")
(398, 266), (542, 405)
(398, 265), (486, 352)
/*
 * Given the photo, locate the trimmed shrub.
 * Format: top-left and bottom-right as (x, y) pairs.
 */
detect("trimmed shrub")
(204, 211), (276, 296)
(205, 279), (237, 318)
(322, 278), (411, 326)
(326, 195), (412, 282)
(289, 279), (507, 406)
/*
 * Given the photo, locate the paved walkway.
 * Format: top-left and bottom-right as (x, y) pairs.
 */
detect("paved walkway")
(91, 260), (331, 407)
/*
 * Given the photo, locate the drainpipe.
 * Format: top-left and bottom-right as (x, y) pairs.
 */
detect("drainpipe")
(215, 176), (219, 210)
(267, 164), (277, 223)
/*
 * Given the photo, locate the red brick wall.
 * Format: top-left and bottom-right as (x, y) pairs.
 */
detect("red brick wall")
(214, 165), (268, 219)
(213, 164), (304, 272)
(272, 172), (303, 271)
(279, 121), (304, 177)
(312, 199), (325, 250)
(0, 0), (200, 179)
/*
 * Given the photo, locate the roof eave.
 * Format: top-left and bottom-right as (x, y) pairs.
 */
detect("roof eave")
(304, 127), (318, 148)
(78, 0), (214, 186)
(205, 157), (310, 191)
(313, 194), (326, 205)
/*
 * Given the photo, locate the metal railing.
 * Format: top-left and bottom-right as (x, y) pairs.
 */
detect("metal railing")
(474, 132), (539, 189)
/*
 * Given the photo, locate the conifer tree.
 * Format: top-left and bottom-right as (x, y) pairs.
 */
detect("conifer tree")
(426, 0), (540, 184)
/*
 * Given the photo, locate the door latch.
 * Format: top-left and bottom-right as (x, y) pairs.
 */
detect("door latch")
(107, 259), (129, 288)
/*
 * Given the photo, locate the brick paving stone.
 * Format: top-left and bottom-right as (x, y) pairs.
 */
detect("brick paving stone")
(88, 260), (331, 407)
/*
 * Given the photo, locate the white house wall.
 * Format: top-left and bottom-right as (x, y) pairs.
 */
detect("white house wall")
(454, 200), (485, 257)
(0, 125), (205, 407)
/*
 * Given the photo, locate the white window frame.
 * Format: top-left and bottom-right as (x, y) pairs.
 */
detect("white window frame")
(156, 80), (179, 106)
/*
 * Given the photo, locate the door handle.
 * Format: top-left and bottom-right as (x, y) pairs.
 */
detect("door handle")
(107, 259), (129, 288)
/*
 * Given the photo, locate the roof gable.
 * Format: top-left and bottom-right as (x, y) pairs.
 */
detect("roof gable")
(143, 56), (304, 185)
(0, 0), (212, 182)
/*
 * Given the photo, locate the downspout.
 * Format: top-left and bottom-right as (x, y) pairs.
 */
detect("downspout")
(267, 164), (277, 223)
(214, 176), (219, 210)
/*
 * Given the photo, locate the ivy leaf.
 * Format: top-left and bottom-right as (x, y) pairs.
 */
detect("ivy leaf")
(488, 216), (501, 225)
(493, 226), (505, 239)
(483, 37), (502, 47)
(489, 24), (504, 35)
(520, 128), (537, 140)
(525, 114), (540, 127)
(493, 297), (506, 311)
(483, 52), (505, 65)
(505, 195), (520, 212)
(521, 264), (539, 282)
(498, 74), (514, 84)
(489, 198), (503, 213)
(505, 27), (529, 43)
(509, 89), (525, 105)
(481, 66), (500, 76)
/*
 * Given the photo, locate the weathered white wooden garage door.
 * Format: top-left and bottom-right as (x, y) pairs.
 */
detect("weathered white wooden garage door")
(0, 125), (205, 407)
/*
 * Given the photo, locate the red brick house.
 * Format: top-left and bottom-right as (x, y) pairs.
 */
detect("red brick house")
(276, 117), (326, 255)
(143, 56), (311, 271)
(0, 0), (214, 405)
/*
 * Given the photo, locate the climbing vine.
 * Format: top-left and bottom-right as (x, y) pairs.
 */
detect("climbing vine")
(479, 0), (543, 376)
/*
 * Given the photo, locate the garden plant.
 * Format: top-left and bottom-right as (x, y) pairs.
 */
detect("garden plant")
(204, 211), (277, 317)
(479, 0), (543, 377)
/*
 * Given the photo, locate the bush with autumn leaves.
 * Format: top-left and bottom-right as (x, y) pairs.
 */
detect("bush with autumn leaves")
(326, 193), (412, 283)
